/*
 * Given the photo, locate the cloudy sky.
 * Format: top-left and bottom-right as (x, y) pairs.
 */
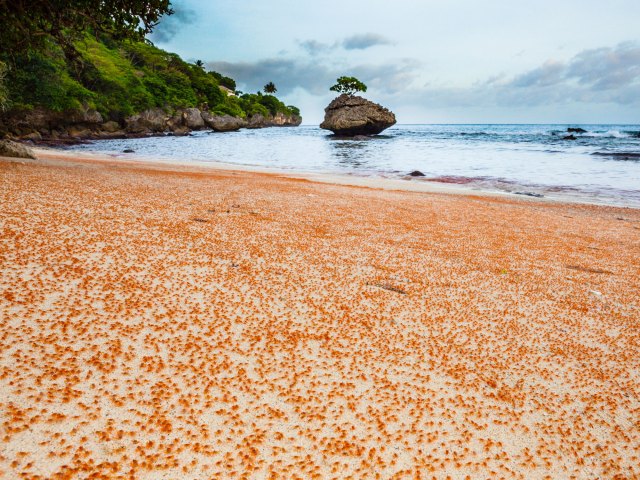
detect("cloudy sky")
(149, 0), (640, 124)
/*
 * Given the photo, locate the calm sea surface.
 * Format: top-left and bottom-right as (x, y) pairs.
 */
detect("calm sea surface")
(67, 124), (640, 208)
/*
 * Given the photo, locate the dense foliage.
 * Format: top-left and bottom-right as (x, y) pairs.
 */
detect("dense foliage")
(238, 92), (298, 118)
(0, 0), (172, 55)
(330, 76), (367, 96)
(263, 82), (277, 94)
(0, 61), (7, 111)
(0, 34), (298, 122)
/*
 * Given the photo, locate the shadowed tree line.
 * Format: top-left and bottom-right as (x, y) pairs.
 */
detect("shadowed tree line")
(0, 0), (172, 57)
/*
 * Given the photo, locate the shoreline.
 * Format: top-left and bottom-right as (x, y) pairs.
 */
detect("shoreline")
(32, 147), (640, 210)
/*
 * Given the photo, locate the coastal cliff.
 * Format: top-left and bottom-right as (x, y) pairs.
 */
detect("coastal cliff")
(0, 33), (301, 142)
(0, 106), (301, 143)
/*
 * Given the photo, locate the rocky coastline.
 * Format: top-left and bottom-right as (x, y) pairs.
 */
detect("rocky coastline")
(0, 106), (302, 146)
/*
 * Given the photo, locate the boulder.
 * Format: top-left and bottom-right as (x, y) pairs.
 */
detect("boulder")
(409, 170), (425, 177)
(270, 112), (302, 127)
(2, 105), (104, 139)
(567, 127), (587, 134)
(246, 114), (267, 129)
(514, 191), (544, 198)
(182, 108), (205, 129)
(563, 134), (577, 140)
(18, 108), (55, 131)
(94, 130), (127, 139)
(68, 108), (103, 125)
(244, 112), (302, 129)
(67, 126), (93, 138)
(166, 113), (184, 131)
(320, 94), (396, 136)
(125, 108), (168, 133)
(0, 140), (36, 159)
(201, 112), (247, 132)
(22, 131), (42, 142)
(101, 121), (121, 133)
(171, 126), (191, 136)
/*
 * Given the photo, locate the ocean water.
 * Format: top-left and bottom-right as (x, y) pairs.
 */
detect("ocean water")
(67, 124), (640, 208)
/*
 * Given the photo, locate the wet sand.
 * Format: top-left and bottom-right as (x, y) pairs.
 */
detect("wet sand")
(1, 152), (639, 479)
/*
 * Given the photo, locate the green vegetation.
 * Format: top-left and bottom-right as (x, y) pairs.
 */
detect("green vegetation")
(0, 0), (172, 55)
(264, 82), (277, 94)
(0, 33), (298, 122)
(330, 76), (367, 96)
(0, 0), (299, 126)
(238, 92), (296, 118)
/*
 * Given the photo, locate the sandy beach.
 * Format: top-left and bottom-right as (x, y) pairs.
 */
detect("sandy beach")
(1, 151), (639, 479)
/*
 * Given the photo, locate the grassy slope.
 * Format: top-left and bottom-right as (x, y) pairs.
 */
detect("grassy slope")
(2, 34), (299, 122)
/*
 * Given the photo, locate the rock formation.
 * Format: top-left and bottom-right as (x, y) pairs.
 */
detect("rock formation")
(247, 112), (302, 129)
(201, 113), (247, 132)
(182, 108), (205, 129)
(125, 108), (168, 134)
(320, 94), (396, 136)
(0, 140), (36, 159)
(0, 106), (302, 143)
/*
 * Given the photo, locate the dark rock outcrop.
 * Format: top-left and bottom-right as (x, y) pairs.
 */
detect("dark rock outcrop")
(182, 108), (205, 129)
(245, 112), (302, 129)
(320, 94), (396, 136)
(269, 112), (302, 127)
(514, 191), (544, 198)
(125, 108), (168, 133)
(0, 140), (36, 159)
(409, 170), (425, 177)
(68, 126), (93, 139)
(0, 106), (104, 138)
(102, 121), (121, 133)
(201, 112), (247, 132)
(2, 105), (302, 143)
(68, 108), (103, 125)
(246, 114), (267, 129)
(567, 127), (587, 133)
(563, 135), (577, 140)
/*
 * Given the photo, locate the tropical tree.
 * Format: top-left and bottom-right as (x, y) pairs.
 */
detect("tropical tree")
(263, 81), (277, 94)
(329, 76), (367, 96)
(195, 60), (204, 69)
(0, 0), (173, 56)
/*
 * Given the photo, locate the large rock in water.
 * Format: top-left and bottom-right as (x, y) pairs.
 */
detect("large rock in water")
(320, 94), (396, 135)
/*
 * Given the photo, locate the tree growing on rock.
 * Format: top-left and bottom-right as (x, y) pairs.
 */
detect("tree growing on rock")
(263, 82), (277, 94)
(329, 76), (367, 96)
